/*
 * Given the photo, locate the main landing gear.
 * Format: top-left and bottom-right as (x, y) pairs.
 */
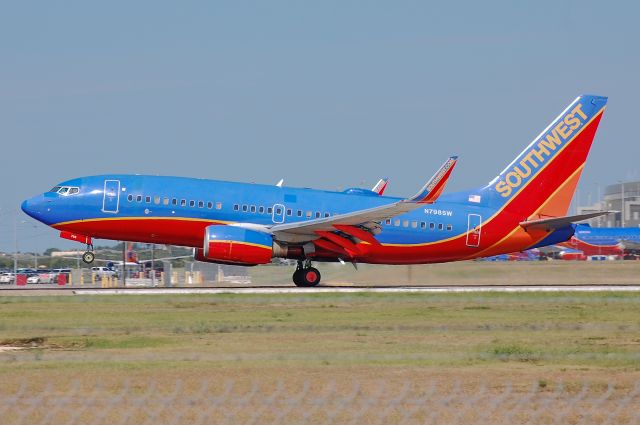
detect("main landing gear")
(293, 260), (321, 287)
(82, 243), (95, 264)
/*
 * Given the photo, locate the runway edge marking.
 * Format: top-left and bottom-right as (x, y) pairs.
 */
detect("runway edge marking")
(72, 286), (640, 295)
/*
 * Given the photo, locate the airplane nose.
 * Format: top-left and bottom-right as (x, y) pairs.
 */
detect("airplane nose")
(21, 199), (30, 215)
(21, 195), (47, 222)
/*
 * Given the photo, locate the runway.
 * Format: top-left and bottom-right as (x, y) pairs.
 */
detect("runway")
(68, 284), (640, 295)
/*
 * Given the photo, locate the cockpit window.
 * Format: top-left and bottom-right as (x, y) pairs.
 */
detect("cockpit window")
(52, 186), (80, 196)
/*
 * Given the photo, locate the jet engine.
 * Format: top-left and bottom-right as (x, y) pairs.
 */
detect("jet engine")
(194, 225), (316, 266)
(195, 225), (275, 266)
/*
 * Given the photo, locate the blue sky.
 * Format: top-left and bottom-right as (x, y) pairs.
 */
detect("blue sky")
(1, 1), (639, 252)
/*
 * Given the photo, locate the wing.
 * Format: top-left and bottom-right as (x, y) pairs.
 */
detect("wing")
(269, 156), (458, 243)
(619, 239), (640, 250)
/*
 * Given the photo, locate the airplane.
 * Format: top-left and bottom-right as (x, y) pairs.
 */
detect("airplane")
(21, 94), (609, 287)
(559, 223), (640, 258)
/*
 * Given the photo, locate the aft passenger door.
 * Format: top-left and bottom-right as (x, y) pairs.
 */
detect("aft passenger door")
(102, 180), (121, 213)
(466, 213), (482, 247)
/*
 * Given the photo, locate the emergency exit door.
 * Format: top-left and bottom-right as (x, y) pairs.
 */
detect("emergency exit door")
(102, 180), (121, 213)
(466, 214), (482, 247)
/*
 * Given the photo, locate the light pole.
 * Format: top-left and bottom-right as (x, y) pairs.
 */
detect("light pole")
(620, 181), (625, 227)
(13, 213), (18, 277)
(150, 243), (155, 287)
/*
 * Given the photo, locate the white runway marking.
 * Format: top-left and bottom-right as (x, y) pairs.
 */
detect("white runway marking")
(72, 285), (640, 295)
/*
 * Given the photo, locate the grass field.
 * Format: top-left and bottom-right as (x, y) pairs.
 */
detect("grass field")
(1, 291), (639, 376)
(1, 288), (640, 422)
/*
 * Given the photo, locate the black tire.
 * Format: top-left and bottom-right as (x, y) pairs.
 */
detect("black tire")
(292, 266), (322, 287)
(82, 251), (95, 264)
(292, 269), (305, 287)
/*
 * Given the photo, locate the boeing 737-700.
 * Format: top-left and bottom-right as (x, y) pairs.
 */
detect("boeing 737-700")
(22, 95), (609, 286)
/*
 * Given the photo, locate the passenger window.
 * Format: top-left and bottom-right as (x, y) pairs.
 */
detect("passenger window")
(233, 204), (239, 211)
(189, 200), (195, 207)
(250, 205), (256, 213)
(403, 220), (409, 227)
(216, 202), (222, 210)
(446, 224), (453, 231)
(438, 223), (443, 230)
(306, 211), (312, 218)
(275, 207), (283, 215)
(127, 195), (133, 202)
(145, 196), (151, 203)
(163, 198), (170, 206)
(172, 198), (178, 206)
(267, 207), (273, 214)
(242, 205), (248, 212)
(137, 195), (143, 202)
(315, 212), (321, 218)
(324, 212), (330, 218)
(429, 222), (435, 230)
(385, 219), (391, 225)
(411, 221), (417, 228)
(198, 201), (204, 208)
(259, 206), (265, 214)
(420, 222), (426, 229)
(394, 219), (400, 226)
(297, 210), (303, 217)
(207, 202), (213, 209)
(286, 209), (292, 216)
(154, 196), (161, 205)
(180, 199), (186, 206)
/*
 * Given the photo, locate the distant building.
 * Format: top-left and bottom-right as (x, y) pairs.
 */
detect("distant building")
(51, 250), (84, 257)
(579, 181), (640, 228)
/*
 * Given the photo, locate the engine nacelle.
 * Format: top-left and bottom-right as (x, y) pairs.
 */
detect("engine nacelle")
(198, 226), (274, 265)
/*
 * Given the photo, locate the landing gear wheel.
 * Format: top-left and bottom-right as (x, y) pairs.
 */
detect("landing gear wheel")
(82, 251), (95, 264)
(303, 267), (321, 287)
(292, 265), (321, 287)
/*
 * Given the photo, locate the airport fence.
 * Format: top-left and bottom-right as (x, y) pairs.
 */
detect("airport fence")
(1, 378), (639, 424)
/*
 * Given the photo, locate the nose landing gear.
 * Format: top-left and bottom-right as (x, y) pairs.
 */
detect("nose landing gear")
(293, 260), (321, 287)
(82, 244), (95, 264)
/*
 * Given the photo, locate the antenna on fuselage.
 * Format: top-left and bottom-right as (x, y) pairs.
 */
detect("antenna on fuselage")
(276, 179), (284, 187)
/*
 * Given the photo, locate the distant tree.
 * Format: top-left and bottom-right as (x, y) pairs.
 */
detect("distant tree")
(43, 248), (61, 256)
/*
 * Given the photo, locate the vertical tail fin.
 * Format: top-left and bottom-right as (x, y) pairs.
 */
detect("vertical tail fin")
(483, 95), (607, 218)
(371, 178), (389, 195)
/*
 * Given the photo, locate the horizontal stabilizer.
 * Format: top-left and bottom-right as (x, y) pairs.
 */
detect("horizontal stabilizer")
(520, 211), (615, 231)
(619, 240), (640, 250)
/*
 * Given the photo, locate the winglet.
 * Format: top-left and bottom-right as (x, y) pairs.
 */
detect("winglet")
(371, 178), (389, 195)
(408, 156), (458, 204)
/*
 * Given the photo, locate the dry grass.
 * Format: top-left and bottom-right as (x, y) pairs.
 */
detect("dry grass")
(251, 260), (640, 286)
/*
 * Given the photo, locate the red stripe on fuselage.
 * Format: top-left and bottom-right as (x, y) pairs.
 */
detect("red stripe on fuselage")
(53, 218), (221, 247)
(559, 238), (622, 256)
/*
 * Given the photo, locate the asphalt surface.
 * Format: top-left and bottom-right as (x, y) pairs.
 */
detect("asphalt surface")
(2, 283), (640, 296)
